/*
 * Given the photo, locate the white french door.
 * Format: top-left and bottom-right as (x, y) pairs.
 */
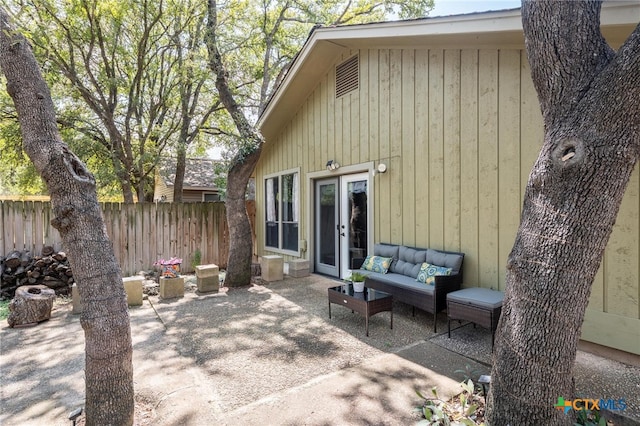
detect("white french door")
(314, 173), (369, 279)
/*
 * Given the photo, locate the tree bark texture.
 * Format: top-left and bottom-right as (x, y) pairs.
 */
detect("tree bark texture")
(487, 1), (640, 425)
(7, 285), (55, 327)
(207, 0), (264, 287)
(224, 147), (262, 287)
(173, 146), (186, 203)
(0, 9), (135, 426)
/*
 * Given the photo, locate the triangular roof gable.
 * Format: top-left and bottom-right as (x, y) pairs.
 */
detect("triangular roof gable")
(257, 3), (639, 141)
(158, 158), (219, 189)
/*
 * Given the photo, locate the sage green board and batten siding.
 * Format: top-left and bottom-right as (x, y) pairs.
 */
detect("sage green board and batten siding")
(256, 47), (530, 286)
(255, 47), (640, 354)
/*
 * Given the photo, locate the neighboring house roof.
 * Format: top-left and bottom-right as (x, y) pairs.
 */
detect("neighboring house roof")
(257, 3), (638, 140)
(158, 158), (219, 190)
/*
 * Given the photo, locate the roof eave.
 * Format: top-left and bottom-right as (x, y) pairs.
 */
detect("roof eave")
(257, 3), (640, 141)
(257, 9), (524, 140)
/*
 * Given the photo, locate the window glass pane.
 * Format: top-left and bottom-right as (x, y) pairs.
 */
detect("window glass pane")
(283, 223), (298, 251)
(264, 172), (298, 252)
(265, 177), (278, 222)
(282, 174), (294, 222)
(292, 173), (299, 222)
(265, 177), (279, 248)
(266, 222), (279, 248)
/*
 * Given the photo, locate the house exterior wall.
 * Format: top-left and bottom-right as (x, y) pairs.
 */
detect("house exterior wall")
(153, 177), (218, 203)
(181, 189), (208, 202)
(154, 175), (174, 202)
(255, 47), (640, 355)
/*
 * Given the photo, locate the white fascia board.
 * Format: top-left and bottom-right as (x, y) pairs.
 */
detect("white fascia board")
(311, 9), (523, 43)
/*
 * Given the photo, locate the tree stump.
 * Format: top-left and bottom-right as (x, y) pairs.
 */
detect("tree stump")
(7, 285), (56, 327)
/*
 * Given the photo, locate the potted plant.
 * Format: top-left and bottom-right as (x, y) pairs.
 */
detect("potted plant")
(347, 271), (367, 292)
(154, 257), (183, 278)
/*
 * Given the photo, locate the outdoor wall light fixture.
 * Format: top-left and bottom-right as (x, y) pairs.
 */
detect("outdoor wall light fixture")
(326, 160), (340, 171)
(373, 163), (388, 175)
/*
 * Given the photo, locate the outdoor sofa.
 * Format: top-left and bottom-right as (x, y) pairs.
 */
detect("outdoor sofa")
(352, 243), (465, 332)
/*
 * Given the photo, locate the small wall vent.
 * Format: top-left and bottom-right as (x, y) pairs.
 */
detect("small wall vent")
(335, 55), (359, 98)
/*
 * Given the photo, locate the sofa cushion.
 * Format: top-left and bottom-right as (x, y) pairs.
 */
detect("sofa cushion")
(390, 246), (427, 277)
(447, 288), (504, 309)
(393, 261), (422, 278)
(400, 246), (428, 264)
(360, 255), (392, 274)
(426, 250), (463, 274)
(416, 263), (452, 285)
(374, 243), (399, 259)
(367, 272), (435, 294)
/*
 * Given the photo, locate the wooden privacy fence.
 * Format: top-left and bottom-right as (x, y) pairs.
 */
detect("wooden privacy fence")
(0, 200), (255, 276)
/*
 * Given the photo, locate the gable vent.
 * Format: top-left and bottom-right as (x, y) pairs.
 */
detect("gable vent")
(335, 55), (359, 98)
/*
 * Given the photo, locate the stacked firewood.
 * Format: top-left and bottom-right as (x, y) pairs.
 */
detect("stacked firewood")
(0, 246), (74, 299)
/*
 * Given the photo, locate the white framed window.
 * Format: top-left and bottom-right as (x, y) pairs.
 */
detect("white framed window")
(265, 169), (299, 253)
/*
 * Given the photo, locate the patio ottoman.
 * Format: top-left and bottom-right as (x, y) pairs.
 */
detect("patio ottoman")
(447, 287), (504, 348)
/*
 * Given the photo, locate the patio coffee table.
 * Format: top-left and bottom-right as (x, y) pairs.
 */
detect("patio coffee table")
(328, 284), (393, 336)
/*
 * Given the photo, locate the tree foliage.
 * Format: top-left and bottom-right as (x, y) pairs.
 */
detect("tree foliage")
(1, 0), (433, 201)
(2, 0), (223, 202)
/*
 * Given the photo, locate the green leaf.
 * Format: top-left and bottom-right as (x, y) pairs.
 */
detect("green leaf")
(460, 393), (467, 407)
(423, 407), (432, 420)
(461, 379), (474, 394)
(465, 403), (478, 416)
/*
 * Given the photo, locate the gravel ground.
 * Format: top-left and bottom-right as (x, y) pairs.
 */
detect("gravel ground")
(1, 273), (638, 425)
(431, 310), (640, 422)
(145, 274), (446, 414)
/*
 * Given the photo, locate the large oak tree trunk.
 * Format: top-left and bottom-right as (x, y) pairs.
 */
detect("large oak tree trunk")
(0, 9), (135, 425)
(206, 0), (263, 287)
(173, 144), (187, 203)
(487, 1), (640, 425)
(224, 147), (262, 286)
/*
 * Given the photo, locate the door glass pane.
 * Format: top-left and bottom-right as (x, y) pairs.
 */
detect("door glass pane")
(319, 183), (336, 266)
(347, 180), (367, 267)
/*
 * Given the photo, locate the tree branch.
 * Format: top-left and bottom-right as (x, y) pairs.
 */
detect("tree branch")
(206, 0), (263, 149)
(522, 0), (615, 128)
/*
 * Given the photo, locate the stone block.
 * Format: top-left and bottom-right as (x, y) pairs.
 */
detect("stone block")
(197, 276), (219, 293)
(196, 264), (219, 293)
(287, 259), (309, 278)
(160, 277), (185, 299)
(195, 264), (219, 278)
(260, 255), (283, 282)
(71, 283), (82, 314)
(122, 276), (143, 306)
